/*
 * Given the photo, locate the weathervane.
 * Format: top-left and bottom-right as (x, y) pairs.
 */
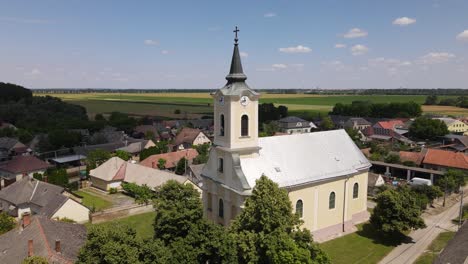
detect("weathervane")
(233, 26), (239, 44)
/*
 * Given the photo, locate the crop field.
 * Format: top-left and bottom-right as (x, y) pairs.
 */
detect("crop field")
(38, 92), (468, 118)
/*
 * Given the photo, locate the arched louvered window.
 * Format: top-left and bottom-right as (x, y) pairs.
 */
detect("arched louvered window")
(296, 200), (303, 218)
(329, 192), (336, 209)
(220, 114), (225, 136)
(218, 199), (224, 218)
(241, 115), (249, 136)
(353, 183), (359, 199)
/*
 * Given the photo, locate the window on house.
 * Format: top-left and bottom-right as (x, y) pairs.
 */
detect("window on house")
(329, 192), (336, 209)
(220, 114), (225, 136)
(218, 158), (224, 173)
(296, 200), (303, 218)
(353, 183), (359, 199)
(218, 199), (224, 218)
(241, 115), (249, 136)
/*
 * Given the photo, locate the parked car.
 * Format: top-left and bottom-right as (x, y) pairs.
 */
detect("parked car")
(409, 177), (432, 186)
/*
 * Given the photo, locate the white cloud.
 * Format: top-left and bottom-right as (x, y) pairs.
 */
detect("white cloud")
(272, 64), (288, 69)
(279, 45), (312, 53)
(31, 68), (41, 75)
(393, 17), (416, 26)
(343, 28), (368, 38)
(456, 30), (468, 41)
(264, 12), (277, 18)
(418, 52), (455, 64)
(334, 44), (346, 48)
(144, 39), (159, 46)
(350, 44), (369, 56)
(240, 52), (248, 57)
(161, 50), (169, 55)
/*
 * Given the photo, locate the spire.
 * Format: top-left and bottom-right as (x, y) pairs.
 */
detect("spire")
(226, 26), (247, 83)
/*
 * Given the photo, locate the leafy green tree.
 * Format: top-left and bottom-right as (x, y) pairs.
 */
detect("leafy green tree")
(409, 117), (449, 140)
(193, 143), (210, 164)
(85, 149), (112, 172)
(121, 182), (154, 204)
(33, 172), (43, 181)
(384, 153), (400, 164)
(370, 187), (426, 235)
(437, 169), (467, 194)
(424, 95), (438, 105)
(44, 168), (69, 187)
(262, 122), (280, 136)
(230, 175), (330, 264)
(0, 212), (16, 235)
(139, 141), (168, 161)
(108, 112), (137, 132)
(94, 113), (106, 121)
(144, 131), (155, 141)
(320, 116), (334, 131)
(48, 129), (82, 149)
(175, 157), (187, 175)
(115, 150), (131, 161)
(157, 158), (166, 169)
(22, 256), (49, 264)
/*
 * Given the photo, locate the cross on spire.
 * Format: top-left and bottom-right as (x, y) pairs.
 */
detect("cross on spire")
(233, 26), (239, 44)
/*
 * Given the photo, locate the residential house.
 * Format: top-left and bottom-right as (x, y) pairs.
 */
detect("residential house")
(173, 128), (211, 150)
(362, 120), (414, 145)
(0, 215), (86, 264)
(202, 39), (371, 241)
(343, 118), (372, 131)
(0, 137), (29, 161)
(422, 149), (468, 172)
(132, 125), (160, 141)
(0, 156), (51, 189)
(89, 157), (190, 191)
(140, 149), (199, 170)
(368, 173), (385, 195)
(439, 134), (468, 153)
(399, 150), (426, 166)
(0, 178), (89, 223)
(116, 140), (156, 160)
(277, 116), (317, 134)
(73, 137), (150, 157)
(434, 117), (468, 133)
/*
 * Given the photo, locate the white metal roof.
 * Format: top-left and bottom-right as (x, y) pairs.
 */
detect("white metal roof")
(50, 154), (86, 163)
(240, 129), (371, 188)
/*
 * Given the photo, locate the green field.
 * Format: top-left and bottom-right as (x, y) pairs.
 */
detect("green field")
(38, 92), (468, 118)
(90, 212), (156, 240)
(414, 231), (455, 264)
(75, 190), (113, 211)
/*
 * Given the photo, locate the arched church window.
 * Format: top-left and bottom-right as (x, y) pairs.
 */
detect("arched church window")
(220, 114), (225, 136)
(218, 199), (224, 218)
(329, 192), (336, 209)
(241, 115), (249, 136)
(296, 200), (303, 218)
(218, 158), (224, 173)
(353, 183), (359, 199)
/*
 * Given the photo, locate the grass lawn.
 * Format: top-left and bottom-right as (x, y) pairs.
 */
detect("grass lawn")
(321, 224), (405, 264)
(74, 190), (113, 211)
(90, 212), (156, 240)
(414, 231), (455, 264)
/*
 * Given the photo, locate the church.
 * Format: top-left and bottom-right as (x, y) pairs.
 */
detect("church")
(201, 28), (371, 241)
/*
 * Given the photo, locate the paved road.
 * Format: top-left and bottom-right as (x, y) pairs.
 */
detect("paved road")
(379, 196), (467, 264)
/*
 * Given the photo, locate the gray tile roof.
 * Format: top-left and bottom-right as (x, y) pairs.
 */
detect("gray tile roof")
(0, 216), (86, 264)
(278, 116), (308, 123)
(435, 221), (468, 264)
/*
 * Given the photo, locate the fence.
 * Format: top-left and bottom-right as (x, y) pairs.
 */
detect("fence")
(89, 203), (154, 224)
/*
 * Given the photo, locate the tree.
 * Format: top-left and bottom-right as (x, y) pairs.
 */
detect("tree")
(22, 256), (49, 264)
(115, 150), (131, 161)
(409, 117), (449, 140)
(370, 187), (426, 235)
(139, 141), (168, 161)
(193, 143), (210, 164)
(320, 116), (334, 131)
(94, 113), (106, 121)
(121, 182), (155, 204)
(175, 157), (187, 175)
(44, 168), (69, 187)
(157, 158), (166, 169)
(108, 112), (137, 132)
(0, 212), (16, 235)
(262, 122), (280, 136)
(437, 169), (467, 194)
(85, 149), (112, 172)
(384, 153), (400, 164)
(48, 129), (82, 149)
(230, 175), (330, 264)
(424, 95), (438, 105)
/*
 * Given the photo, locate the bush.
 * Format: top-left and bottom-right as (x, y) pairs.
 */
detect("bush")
(22, 256), (49, 264)
(402, 160), (416, 167)
(121, 182), (154, 204)
(174, 109), (181, 114)
(384, 154), (400, 164)
(109, 187), (118, 194)
(0, 212), (16, 235)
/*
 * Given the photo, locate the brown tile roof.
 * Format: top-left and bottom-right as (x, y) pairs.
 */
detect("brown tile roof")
(140, 149), (199, 169)
(399, 151), (425, 165)
(423, 149), (468, 170)
(375, 120), (404, 130)
(174, 128), (203, 146)
(0, 155), (51, 174)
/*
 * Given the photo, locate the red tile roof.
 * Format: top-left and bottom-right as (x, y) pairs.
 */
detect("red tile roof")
(375, 120), (404, 130)
(423, 149), (468, 170)
(0, 155), (51, 174)
(140, 149), (199, 169)
(399, 151), (425, 165)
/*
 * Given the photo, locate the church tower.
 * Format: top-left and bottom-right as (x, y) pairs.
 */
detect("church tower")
(212, 26), (260, 150)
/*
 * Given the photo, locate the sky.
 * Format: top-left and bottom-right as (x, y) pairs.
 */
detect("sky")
(1, 0), (468, 89)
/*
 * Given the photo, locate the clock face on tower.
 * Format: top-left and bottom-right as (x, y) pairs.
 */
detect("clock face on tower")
(240, 96), (249, 106)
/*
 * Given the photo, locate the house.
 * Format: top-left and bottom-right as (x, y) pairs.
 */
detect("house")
(344, 118), (372, 131)
(439, 134), (468, 153)
(201, 37), (371, 241)
(0, 178), (89, 223)
(0, 215), (86, 264)
(140, 149), (199, 170)
(368, 173), (385, 195)
(277, 116), (317, 134)
(434, 117), (468, 133)
(188, 163), (204, 185)
(435, 221), (468, 264)
(362, 121), (414, 145)
(89, 157), (191, 191)
(0, 137), (29, 161)
(0, 156), (52, 189)
(422, 149), (468, 172)
(73, 137), (150, 157)
(399, 150), (426, 166)
(173, 127), (211, 150)
(116, 139), (156, 160)
(132, 125), (160, 141)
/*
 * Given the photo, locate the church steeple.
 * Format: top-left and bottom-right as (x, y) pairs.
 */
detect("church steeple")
(226, 26), (247, 83)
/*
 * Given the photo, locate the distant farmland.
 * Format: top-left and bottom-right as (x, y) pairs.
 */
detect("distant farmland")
(38, 92), (468, 119)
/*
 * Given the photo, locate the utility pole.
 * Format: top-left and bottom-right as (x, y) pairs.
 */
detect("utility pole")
(443, 175), (448, 207)
(459, 187), (464, 230)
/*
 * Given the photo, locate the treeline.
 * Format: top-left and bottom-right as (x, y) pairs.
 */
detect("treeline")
(331, 101), (422, 118)
(424, 95), (468, 108)
(0, 82), (32, 102)
(259, 103), (288, 123)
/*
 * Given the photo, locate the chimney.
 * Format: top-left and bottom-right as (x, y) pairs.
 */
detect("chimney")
(28, 240), (33, 257)
(55, 240), (61, 253)
(151, 161), (155, 168)
(22, 213), (31, 228)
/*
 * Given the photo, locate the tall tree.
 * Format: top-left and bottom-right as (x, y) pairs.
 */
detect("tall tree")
(0, 212), (15, 235)
(409, 117), (449, 140)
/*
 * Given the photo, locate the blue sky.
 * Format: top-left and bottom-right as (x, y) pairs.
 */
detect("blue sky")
(1, 0), (467, 89)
